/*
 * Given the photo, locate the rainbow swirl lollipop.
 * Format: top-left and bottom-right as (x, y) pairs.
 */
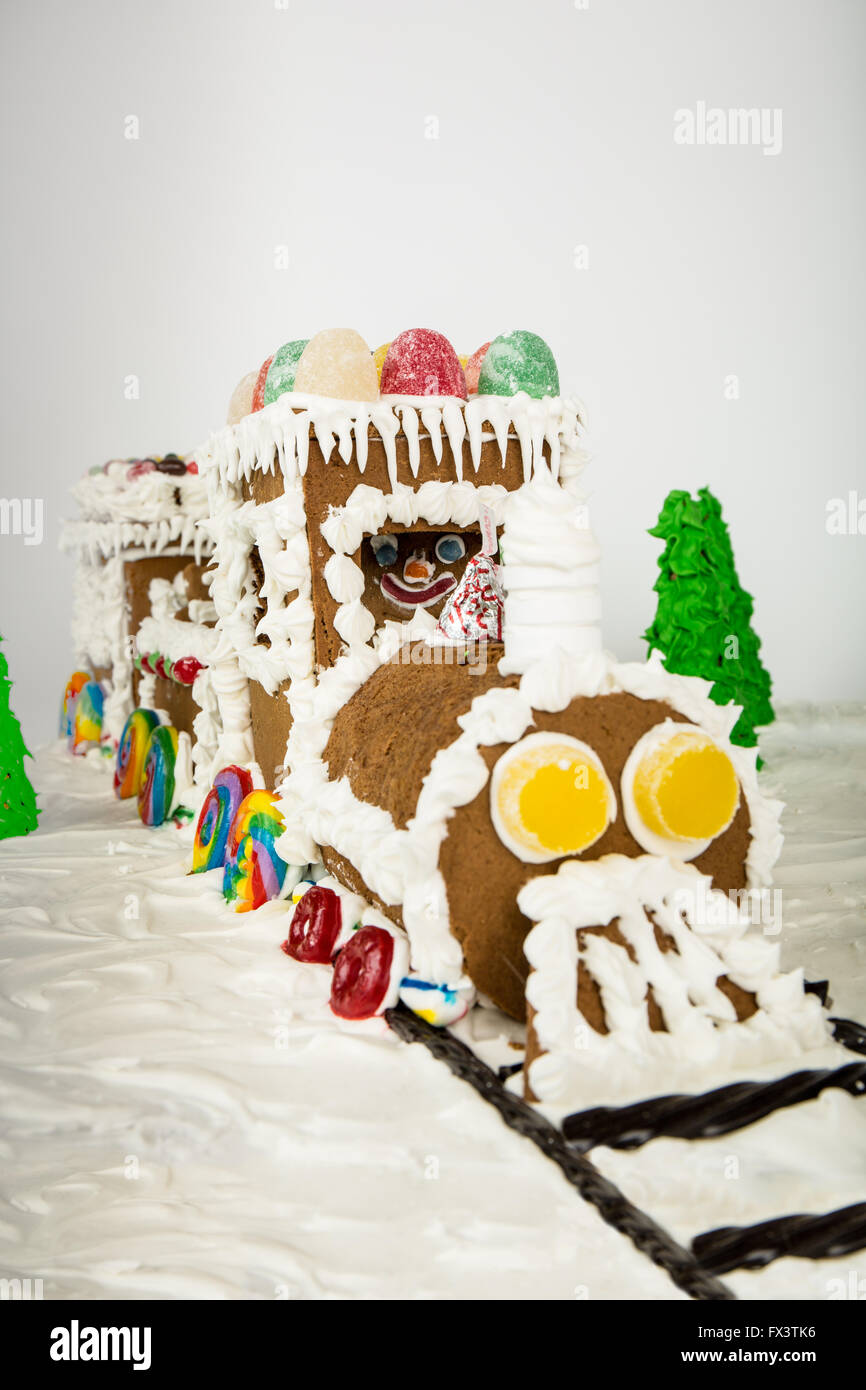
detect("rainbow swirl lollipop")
(191, 764), (254, 873)
(60, 671), (91, 737)
(137, 725), (178, 827)
(69, 681), (104, 755)
(223, 790), (289, 911)
(114, 708), (160, 799)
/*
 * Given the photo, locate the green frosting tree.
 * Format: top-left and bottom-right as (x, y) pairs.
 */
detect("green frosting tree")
(0, 632), (39, 839)
(644, 487), (774, 750)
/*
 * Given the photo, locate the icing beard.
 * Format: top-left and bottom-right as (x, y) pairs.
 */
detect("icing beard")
(367, 530), (482, 616)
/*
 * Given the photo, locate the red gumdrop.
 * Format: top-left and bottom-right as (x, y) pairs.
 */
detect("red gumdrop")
(284, 885), (343, 964)
(464, 341), (491, 394)
(380, 329), (467, 399)
(186, 460), (198, 474)
(154, 656), (168, 679)
(251, 356), (274, 412)
(330, 926), (395, 1019)
(138, 653), (153, 674)
(172, 656), (204, 686)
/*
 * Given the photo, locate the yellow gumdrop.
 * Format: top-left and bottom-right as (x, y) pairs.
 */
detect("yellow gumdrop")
(495, 737), (613, 861)
(632, 731), (739, 843)
(294, 328), (379, 402)
(373, 342), (391, 382)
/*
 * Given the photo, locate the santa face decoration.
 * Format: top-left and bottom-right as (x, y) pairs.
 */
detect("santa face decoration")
(366, 529), (483, 616)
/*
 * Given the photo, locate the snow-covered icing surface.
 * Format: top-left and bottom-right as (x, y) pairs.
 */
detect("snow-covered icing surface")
(0, 746), (678, 1301)
(0, 703), (864, 1301)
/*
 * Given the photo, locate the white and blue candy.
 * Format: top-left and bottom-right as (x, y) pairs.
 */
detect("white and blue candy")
(398, 976), (475, 1027)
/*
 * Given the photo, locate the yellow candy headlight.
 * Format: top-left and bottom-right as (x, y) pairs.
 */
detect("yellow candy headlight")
(490, 732), (616, 864)
(622, 722), (740, 859)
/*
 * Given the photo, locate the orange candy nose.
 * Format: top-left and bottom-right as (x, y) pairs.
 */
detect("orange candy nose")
(405, 560), (429, 579)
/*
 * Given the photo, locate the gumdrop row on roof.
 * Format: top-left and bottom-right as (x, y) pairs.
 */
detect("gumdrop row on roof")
(226, 328), (562, 425)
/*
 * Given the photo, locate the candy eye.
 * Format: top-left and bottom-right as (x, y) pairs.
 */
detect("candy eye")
(370, 534), (399, 568)
(435, 533), (466, 564)
(490, 732), (616, 864)
(621, 722), (740, 859)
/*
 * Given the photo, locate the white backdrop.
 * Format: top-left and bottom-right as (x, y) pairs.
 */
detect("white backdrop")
(1, 0), (864, 748)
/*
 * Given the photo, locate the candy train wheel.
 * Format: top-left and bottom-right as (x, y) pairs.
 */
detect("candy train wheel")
(222, 789), (290, 911)
(114, 708), (160, 800)
(60, 671), (91, 738)
(330, 926), (409, 1020)
(190, 765), (254, 874)
(283, 885), (344, 963)
(137, 725), (178, 827)
(69, 680), (105, 756)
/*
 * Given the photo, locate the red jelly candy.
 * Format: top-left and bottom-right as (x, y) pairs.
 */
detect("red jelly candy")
(251, 356), (274, 412)
(284, 885), (343, 964)
(186, 460), (199, 474)
(330, 926), (395, 1019)
(172, 656), (204, 686)
(380, 329), (467, 399)
(126, 459), (155, 482)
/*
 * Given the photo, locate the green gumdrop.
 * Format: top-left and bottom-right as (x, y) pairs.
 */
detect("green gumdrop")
(477, 329), (560, 399)
(264, 339), (309, 405)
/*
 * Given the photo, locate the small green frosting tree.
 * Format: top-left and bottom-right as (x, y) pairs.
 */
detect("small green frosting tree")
(644, 487), (774, 750)
(0, 632), (39, 839)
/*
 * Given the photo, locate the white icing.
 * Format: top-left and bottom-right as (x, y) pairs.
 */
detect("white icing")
(173, 731), (196, 809)
(501, 462), (602, 670)
(208, 655), (255, 777)
(71, 465), (208, 529)
(204, 483), (313, 696)
(323, 553), (365, 604)
(521, 854), (838, 1110)
(200, 390), (586, 495)
(135, 612), (217, 669)
(137, 671), (156, 710)
(190, 666), (222, 789)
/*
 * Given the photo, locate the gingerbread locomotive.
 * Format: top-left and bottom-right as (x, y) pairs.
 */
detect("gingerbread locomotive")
(59, 326), (829, 1103)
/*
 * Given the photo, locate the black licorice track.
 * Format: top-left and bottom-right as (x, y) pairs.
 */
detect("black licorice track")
(561, 1060), (866, 1152)
(385, 1004), (736, 1302)
(693, 1203), (866, 1275)
(561, 1012), (866, 1151)
(386, 1004), (866, 1297)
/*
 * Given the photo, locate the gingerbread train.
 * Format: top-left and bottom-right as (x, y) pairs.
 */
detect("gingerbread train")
(194, 323), (815, 1070)
(58, 325), (829, 1097)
